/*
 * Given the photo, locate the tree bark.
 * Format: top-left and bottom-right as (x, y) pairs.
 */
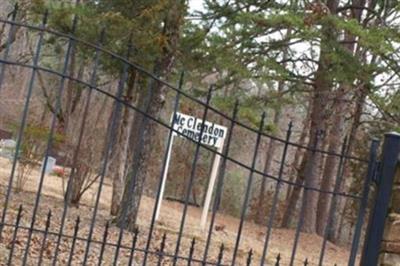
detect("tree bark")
(285, 107), (310, 201)
(255, 27), (293, 224)
(316, 86), (348, 235)
(255, 108), (281, 223)
(321, 0), (366, 239)
(301, 131), (326, 234)
(281, 150), (308, 228)
(300, 0), (340, 233)
(301, 60), (331, 233)
(0, 7), (21, 54)
(65, 83), (109, 207)
(115, 1), (186, 230)
(115, 79), (166, 230)
(329, 85), (367, 241)
(67, 162), (89, 206)
(281, 104), (311, 227)
(109, 70), (137, 215)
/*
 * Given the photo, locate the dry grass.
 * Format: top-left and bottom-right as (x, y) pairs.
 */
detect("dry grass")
(0, 157), (358, 265)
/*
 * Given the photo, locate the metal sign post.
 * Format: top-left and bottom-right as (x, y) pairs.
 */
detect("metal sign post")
(155, 112), (227, 230)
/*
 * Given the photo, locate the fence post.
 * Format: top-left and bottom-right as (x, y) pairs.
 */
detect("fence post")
(361, 132), (400, 266)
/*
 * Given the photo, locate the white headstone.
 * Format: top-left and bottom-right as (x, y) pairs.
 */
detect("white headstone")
(2, 139), (16, 149)
(43, 156), (56, 174)
(0, 139), (16, 159)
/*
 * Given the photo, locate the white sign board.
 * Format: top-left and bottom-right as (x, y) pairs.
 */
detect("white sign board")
(172, 112), (227, 148)
(155, 112), (227, 229)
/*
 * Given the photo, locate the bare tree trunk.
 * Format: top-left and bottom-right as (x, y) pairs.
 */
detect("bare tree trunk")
(115, 78), (166, 229)
(255, 108), (280, 223)
(316, 86), (348, 235)
(109, 71), (137, 215)
(329, 85), (367, 241)
(301, 0), (340, 233)
(301, 64), (331, 233)
(281, 151), (308, 228)
(255, 28), (292, 223)
(68, 163), (88, 206)
(285, 108), (310, 201)
(280, 127), (329, 229)
(110, 118), (133, 215)
(0, 5), (21, 53)
(66, 88), (108, 206)
(302, 131), (328, 233)
(326, 0), (371, 241)
(115, 1), (185, 230)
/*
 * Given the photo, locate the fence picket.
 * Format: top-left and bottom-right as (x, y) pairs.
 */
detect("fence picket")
(97, 221), (110, 266)
(38, 210), (52, 265)
(67, 216), (81, 266)
(128, 228), (139, 266)
(157, 233), (167, 266)
(7, 205), (23, 266)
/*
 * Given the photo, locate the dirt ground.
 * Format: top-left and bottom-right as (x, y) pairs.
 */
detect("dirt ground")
(0, 157), (358, 265)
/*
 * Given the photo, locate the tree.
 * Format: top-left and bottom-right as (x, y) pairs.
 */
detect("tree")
(115, 0), (187, 230)
(185, 0), (400, 234)
(31, 1), (189, 214)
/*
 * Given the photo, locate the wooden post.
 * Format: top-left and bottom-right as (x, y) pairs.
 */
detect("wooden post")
(155, 136), (174, 221)
(200, 146), (223, 229)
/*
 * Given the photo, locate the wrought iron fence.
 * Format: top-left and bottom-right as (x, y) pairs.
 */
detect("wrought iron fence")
(0, 5), (387, 266)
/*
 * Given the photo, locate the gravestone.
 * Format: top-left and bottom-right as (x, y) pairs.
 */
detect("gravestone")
(1, 139), (16, 148)
(0, 139), (16, 159)
(42, 156), (56, 174)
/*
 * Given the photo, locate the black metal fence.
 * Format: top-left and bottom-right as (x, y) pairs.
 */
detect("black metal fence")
(0, 5), (397, 266)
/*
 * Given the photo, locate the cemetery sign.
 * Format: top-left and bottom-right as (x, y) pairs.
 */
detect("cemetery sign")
(156, 112), (227, 229)
(172, 112), (226, 148)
